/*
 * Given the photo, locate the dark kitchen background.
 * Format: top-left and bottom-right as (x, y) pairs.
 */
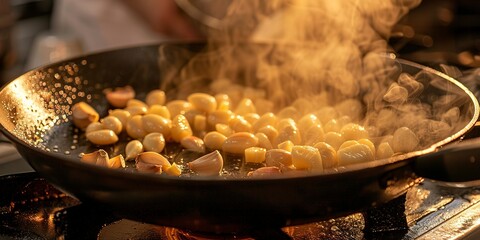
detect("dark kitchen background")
(1, 0), (480, 83)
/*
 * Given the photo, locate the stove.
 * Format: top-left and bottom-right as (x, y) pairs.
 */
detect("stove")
(2, 169), (480, 240)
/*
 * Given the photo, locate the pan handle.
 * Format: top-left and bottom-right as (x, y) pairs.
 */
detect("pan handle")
(414, 138), (480, 186)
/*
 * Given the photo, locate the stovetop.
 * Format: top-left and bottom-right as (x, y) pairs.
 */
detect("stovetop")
(2, 171), (480, 240)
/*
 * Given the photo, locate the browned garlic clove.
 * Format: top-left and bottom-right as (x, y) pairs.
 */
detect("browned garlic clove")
(135, 152), (171, 171)
(187, 150), (223, 176)
(80, 149), (124, 169)
(104, 85), (135, 108)
(80, 149), (109, 165)
(71, 102), (99, 130)
(136, 161), (162, 174)
(110, 154), (126, 168)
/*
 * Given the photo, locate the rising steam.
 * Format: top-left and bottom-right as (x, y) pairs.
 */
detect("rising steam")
(164, 0), (473, 149)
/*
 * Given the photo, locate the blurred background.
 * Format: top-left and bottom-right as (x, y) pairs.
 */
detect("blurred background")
(0, 0), (479, 85)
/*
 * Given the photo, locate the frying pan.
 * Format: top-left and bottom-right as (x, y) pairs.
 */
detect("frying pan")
(0, 43), (479, 233)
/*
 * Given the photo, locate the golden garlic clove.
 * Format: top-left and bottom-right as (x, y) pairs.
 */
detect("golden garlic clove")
(302, 124), (325, 146)
(340, 123), (369, 141)
(135, 152), (171, 171)
(166, 100), (192, 118)
(203, 131), (227, 151)
(215, 123), (234, 137)
(277, 140), (294, 152)
(247, 166), (282, 177)
(165, 163), (182, 176)
(207, 110), (234, 129)
(337, 143), (374, 166)
(265, 149), (293, 168)
(193, 115), (207, 132)
(85, 122), (103, 133)
(358, 139), (375, 157)
(141, 114), (171, 138)
(104, 85), (135, 108)
(125, 105), (148, 116)
(244, 147), (266, 163)
(291, 145), (323, 171)
(273, 125), (301, 147)
(244, 113), (260, 125)
(222, 132), (258, 155)
(376, 142), (395, 159)
(257, 125), (279, 143)
(255, 132), (273, 150)
(253, 112), (277, 132)
(187, 150), (224, 176)
(313, 142), (338, 169)
(180, 136), (205, 153)
(136, 161), (162, 174)
(86, 129), (119, 145)
(188, 93), (217, 113)
(142, 132), (166, 153)
(125, 140), (143, 161)
(147, 105), (171, 119)
(171, 114), (193, 142)
(71, 102), (99, 130)
(215, 93), (231, 111)
(126, 115), (147, 139)
(145, 90), (166, 106)
(101, 116), (123, 135)
(229, 116), (252, 133)
(297, 114), (321, 134)
(324, 132), (344, 150)
(127, 99), (148, 108)
(234, 98), (256, 115)
(108, 109), (131, 129)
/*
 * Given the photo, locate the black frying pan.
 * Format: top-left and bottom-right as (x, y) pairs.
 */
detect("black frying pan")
(0, 43), (479, 233)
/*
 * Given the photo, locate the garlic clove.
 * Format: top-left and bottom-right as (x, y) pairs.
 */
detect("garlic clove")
(80, 149), (109, 165)
(142, 132), (166, 153)
(110, 154), (126, 168)
(104, 85), (135, 108)
(135, 152), (171, 171)
(125, 140), (143, 161)
(86, 129), (119, 145)
(165, 163), (182, 176)
(136, 161), (162, 174)
(180, 136), (206, 153)
(187, 150), (223, 176)
(71, 102), (99, 130)
(247, 166), (282, 177)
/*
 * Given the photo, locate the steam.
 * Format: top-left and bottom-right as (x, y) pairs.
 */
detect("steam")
(165, 0), (473, 149)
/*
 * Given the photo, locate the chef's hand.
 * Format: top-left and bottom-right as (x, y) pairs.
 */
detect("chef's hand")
(122, 0), (203, 40)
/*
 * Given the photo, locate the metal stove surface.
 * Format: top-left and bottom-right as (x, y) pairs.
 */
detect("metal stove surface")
(2, 171), (480, 240)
